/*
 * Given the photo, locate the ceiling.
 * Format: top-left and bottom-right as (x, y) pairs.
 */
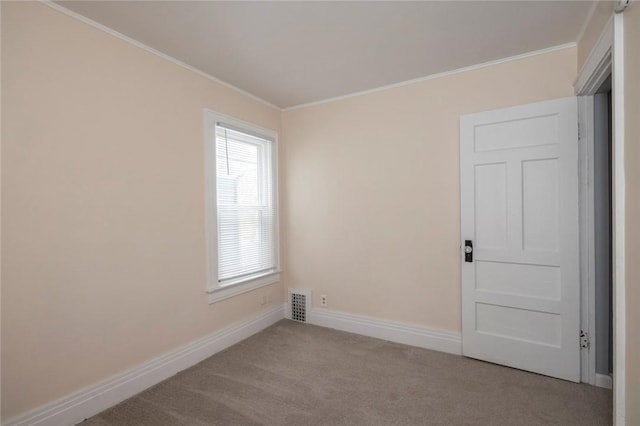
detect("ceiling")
(56, 1), (594, 109)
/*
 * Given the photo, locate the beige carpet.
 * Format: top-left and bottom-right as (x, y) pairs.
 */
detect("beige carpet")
(81, 320), (611, 425)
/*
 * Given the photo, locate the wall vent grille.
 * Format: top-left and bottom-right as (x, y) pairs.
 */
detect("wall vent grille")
(288, 288), (311, 322)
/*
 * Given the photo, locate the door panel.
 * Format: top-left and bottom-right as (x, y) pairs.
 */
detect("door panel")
(460, 97), (580, 382)
(475, 163), (507, 248)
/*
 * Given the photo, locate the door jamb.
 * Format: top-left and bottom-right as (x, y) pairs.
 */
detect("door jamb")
(577, 95), (597, 386)
(575, 12), (625, 425)
(575, 14), (613, 389)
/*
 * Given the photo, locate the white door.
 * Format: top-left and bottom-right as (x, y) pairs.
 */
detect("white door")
(460, 97), (580, 382)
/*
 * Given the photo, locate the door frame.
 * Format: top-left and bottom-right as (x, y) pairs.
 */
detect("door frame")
(575, 13), (625, 425)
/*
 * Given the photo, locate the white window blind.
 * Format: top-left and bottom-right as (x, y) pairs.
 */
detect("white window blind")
(215, 122), (277, 285)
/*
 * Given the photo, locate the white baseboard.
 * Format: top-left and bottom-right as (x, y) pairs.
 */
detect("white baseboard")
(595, 373), (613, 389)
(308, 308), (462, 355)
(5, 304), (285, 426)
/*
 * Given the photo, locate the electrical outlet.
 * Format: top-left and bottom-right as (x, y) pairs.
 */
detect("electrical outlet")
(320, 294), (328, 307)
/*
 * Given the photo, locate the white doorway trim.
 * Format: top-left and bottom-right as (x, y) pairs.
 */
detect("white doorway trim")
(611, 13), (625, 426)
(575, 15), (613, 390)
(575, 17), (613, 95)
(577, 95), (596, 386)
(575, 12), (625, 426)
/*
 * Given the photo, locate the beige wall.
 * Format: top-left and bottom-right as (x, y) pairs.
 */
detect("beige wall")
(5, 0), (630, 423)
(1, 2), (283, 420)
(624, 3), (640, 423)
(577, 1), (615, 73)
(281, 48), (577, 333)
(0, 1), (3, 422)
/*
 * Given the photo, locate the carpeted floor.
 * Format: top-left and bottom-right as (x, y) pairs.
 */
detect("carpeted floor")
(81, 320), (611, 425)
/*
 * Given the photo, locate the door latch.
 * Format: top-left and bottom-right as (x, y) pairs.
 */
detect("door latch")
(464, 240), (473, 262)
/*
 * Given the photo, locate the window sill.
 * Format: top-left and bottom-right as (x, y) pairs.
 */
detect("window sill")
(207, 271), (281, 304)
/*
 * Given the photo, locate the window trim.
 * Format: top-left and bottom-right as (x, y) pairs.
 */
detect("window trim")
(204, 109), (280, 304)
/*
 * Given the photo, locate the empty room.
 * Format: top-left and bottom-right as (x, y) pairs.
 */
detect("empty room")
(1, 1), (639, 425)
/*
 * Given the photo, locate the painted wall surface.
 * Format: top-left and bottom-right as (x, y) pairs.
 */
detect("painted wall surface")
(1, 2), (283, 420)
(0, 1), (3, 422)
(577, 1), (614, 73)
(624, 3), (640, 423)
(281, 48), (577, 333)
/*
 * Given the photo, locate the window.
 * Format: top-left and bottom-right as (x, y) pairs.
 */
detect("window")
(205, 111), (279, 303)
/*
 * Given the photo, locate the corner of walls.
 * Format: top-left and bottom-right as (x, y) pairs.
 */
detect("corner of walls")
(280, 46), (577, 342)
(278, 111), (289, 309)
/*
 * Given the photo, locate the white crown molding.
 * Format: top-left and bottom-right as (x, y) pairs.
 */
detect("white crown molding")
(308, 308), (462, 355)
(39, 0), (281, 111)
(4, 304), (285, 426)
(39, 0), (577, 113)
(284, 43), (577, 111)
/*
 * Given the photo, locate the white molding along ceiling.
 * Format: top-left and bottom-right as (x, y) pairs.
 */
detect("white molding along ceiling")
(49, 0), (595, 109)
